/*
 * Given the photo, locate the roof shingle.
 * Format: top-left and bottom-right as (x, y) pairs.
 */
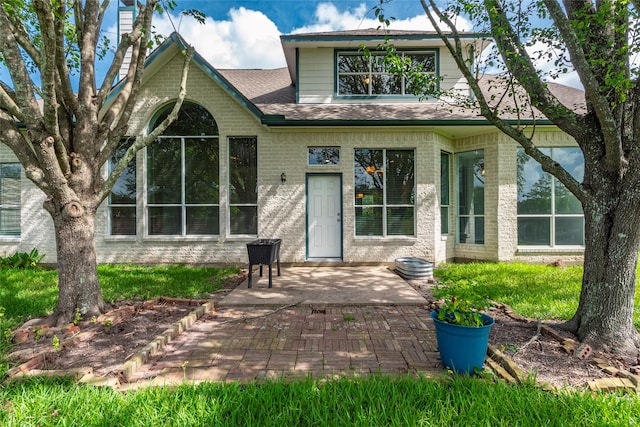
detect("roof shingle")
(217, 68), (586, 123)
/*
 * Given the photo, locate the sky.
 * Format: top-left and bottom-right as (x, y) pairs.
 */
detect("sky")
(0, 1), (583, 89)
(103, 0), (585, 88)
(104, 0), (441, 70)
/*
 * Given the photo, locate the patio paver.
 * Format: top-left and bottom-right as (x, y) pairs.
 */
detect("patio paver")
(122, 266), (447, 387)
(127, 305), (445, 386)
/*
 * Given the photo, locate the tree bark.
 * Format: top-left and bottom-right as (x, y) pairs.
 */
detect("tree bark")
(564, 196), (640, 356)
(51, 204), (104, 326)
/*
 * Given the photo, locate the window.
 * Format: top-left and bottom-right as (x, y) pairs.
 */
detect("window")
(0, 163), (20, 237)
(108, 140), (136, 236)
(354, 149), (415, 236)
(229, 137), (257, 235)
(309, 147), (340, 165)
(147, 102), (219, 236)
(456, 150), (484, 244)
(337, 50), (437, 96)
(517, 147), (584, 246)
(440, 151), (451, 235)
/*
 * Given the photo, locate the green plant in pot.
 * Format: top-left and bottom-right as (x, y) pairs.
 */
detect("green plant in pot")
(430, 296), (494, 374)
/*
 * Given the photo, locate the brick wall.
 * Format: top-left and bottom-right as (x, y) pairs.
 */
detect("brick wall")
(2, 50), (584, 266)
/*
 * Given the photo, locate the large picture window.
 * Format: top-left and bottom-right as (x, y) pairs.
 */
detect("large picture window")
(147, 102), (219, 236)
(0, 163), (20, 237)
(229, 137), (258, 235)
(354, 149), (415, 236)
(108, 140), (136, 236)
(456, 150), (484, 244)
(517, 147), (584, 246)
(337, 50), (437, 96)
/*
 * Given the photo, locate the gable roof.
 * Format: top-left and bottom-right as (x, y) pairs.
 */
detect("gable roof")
(108, 32), (264, 120)
(280, 28), (469, 41)
(133, 32), (586, 139)
(279, 28), (489, 85)
(218, 67), (586, 132)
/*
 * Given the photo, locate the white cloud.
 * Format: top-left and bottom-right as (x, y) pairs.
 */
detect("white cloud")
(152, 7), (284, 69)
(525, 41), (582, 89)
(478, 40), (583, 89)
(102, 1), (475, 73)
(148, 2), (459, 70)
(291, 2), (470, 34)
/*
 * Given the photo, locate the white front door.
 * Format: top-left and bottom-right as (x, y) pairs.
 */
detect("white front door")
(307, 174), (342, 259)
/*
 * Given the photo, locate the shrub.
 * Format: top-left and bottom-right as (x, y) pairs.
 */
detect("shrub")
(0, 248), (45, 270)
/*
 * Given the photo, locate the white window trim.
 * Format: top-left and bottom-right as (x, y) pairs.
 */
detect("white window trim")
(336, 50), (438, 97)
(0, 163), (21, 238)
(517, 147), (585, 249)
(228, 136), (258, 237)
(144, 135), (220, 238)
(354, 148), (416, 238)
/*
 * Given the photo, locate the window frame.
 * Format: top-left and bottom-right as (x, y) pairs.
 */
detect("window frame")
(308, 147), (340, 166)
(456, 150), (484, 245)
(517, 147), (585, 248)
(0, 162), (21, 238)
(107, 140), (137, 237)
(145, 135), (220, 237)
(335, 49), (439, 98)
(228, 136), (258, 236)
(440, 151), (451, 235)
(144, 102), (221, 238)
(354, 148), (415, 237)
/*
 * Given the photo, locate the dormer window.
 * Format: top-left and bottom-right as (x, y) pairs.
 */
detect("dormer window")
(336, 50), (437, 97)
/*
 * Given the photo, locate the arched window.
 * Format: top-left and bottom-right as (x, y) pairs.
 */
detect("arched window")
(146, 102), (220, 236)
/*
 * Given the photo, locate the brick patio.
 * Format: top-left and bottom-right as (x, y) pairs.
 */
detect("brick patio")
(127, 305), (446, 386)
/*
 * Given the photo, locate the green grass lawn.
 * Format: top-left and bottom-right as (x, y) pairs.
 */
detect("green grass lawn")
(433, 262), (640, 328)
(2, 375), (639, 426)
(0, 264), (240, 370)
(1, 262), (639, 426)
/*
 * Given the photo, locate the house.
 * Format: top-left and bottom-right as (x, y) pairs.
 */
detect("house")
(0, 18), (587, 266)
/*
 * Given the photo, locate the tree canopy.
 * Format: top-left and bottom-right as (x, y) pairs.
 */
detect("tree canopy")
(0, 0), (195, 324)
(376, 0), (640, 355)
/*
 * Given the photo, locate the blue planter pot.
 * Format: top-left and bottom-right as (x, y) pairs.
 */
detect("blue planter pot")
(430, 311), (494, 374)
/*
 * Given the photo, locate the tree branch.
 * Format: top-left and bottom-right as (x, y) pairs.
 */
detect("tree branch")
(482, 0), (583, 136)
(77, 0), (100, 109)
(420, 0), (588, 203)
(73, 0), (84, 52)
(0, 111), (42, 182)
(36, 135), (78, 206)
(0, 83), (28, 124)
(0, 5), (42, 125)
(33, 0), (63, 144)
(97, 0), (158, 154)
(97, 1), (157, 109)
(3, 6), (41, 69)
(54, 2), (79, 119)
(96, 46), (194, 203)
(546, 0), (623, 174)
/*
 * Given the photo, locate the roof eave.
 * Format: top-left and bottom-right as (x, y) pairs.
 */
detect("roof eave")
(105, 32), (266, 123)
(260, 116), (553, 127)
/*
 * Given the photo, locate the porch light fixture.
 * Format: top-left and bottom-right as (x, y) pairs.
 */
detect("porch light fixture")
(364, 75), (370, 85)
(280, 172), (287, 183)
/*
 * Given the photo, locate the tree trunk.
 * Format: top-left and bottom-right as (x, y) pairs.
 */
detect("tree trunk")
(565, 196), (640, 357)
(51, 205), (105, 326)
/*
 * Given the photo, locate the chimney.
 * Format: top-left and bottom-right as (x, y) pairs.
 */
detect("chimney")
(118, 0), (136, 80)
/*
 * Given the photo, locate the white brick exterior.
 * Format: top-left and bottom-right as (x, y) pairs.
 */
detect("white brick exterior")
(1, 42), (585, 267)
